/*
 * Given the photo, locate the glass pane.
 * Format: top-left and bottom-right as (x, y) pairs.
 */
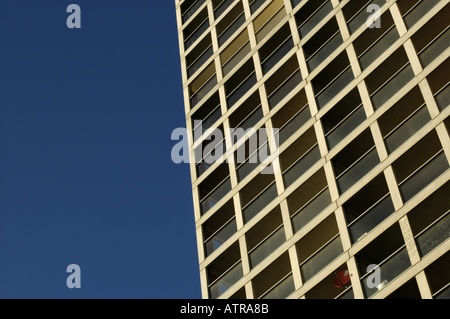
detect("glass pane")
(362, 248), (411, 298)
(307, 33), (344, 72)
(205, 219), (237, 256)
(419, 28), (450, 69)
(337, 149), (380, 194)
(436, 84), (450, 111)
(359, 27), (400, 70)
(256, 8), (287, 43)
(268, 71), (303, 109)
(283, 146), (321, 188)
(201, 179), (232, 214)
(219, 14), (246, 47)
(316, 67), (354, 109)
(227, 73), (257, 108)
(185, 19), (210, 50)
(403, 0), (440, 29)
(214, 0), (234, 19)
(188, 46), (214, 78)
(182, 0), (208, 24)
(349, 196), (396, 244)
(277, 106), (311, 144)
(301, 236), (343, 283)
(371, 65), (415, 110)
(251, 0), (269, 14)
(262, 37), (295, 75)
(223, 42), (251, 76)
(243, 183), (278, 223)
(262, 274), (295, 299)
(209, 262), (243, 299)
(299, 1), (333, 38)
(400, 152), (449, 203)
(347, 0), (385, 34)
(292, 189), (332, 233)
(436, 285), (450, 299)
(237, 141), (269, 182)
(385, 106), (431, 154)
(326, 106), (366, 150)
(416, 213), (450, 258)
(250, 227), (286, 268)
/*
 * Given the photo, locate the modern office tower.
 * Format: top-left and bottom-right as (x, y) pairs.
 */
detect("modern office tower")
(175, 0), (450, 299)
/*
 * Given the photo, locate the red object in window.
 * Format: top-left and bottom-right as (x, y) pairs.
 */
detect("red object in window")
(333, 270), (351, 288)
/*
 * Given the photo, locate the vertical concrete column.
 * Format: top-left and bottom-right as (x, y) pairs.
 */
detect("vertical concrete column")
(346, 44), (362, 79)
(384, 165), (404, 211)
(288, 245), (303, 291)
(305, 82), (318, 117)
(436, 122), (450, 164)
(245, 282), (255, 299)
(419, 79), (441, 119)
(239, 235), (251, 276)
(324, 161), (340, 203)
(243, 0), (252, 20)
(234, 193), (245, 230)
(358, 81), (375, 118)
(314, 121), (328, 160)
(403, 39), (423, 76)
(224, 117), (239, 189)
(196, 226), (205, 264)
(399, 215), (421, 266)
(347, 256), (365, 299)
(283, 0), (293, 14)
(265, 118), (285, 197)
(416, 270), (433, 299)
(280, 199), (293, 240)
(289, 16), (301, 46)
(175, 1), (182, 31)
(335, 206), (352, 252)
(335, 8), (350, 42)
(253, 51), (264, 82)
(296, 45), (310, 81)
(389, 2), (407, 37)
(200, 268), (209, 299)
(370, 121), (389, 162)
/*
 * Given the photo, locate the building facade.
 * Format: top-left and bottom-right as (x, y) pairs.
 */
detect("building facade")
(175, 0), (450, 299)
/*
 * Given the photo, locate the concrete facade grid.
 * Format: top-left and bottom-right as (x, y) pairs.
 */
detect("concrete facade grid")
(176, 0), (450, 299)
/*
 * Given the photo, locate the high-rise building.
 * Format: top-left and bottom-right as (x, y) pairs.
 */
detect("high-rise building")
(175, 0), (450, 299)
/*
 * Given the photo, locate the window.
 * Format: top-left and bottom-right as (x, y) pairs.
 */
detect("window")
(303, 18), (343, 72)
(225, 59), (257, 108)
(253, 0), (286, 43)
(295, 0), (333, 38)
(343, 174), (395, 244)
(377, 86), (431, 154)
(265, 56), (302, 109)
(189, 62), (217, 108)
(333, 129), (380, 195)
(322, 88), (366, 150)
(216, 1), (245, 47)
(296, 214), (344, 283)
(357, 223), (411, 298)
(364, 47), (414, 110)
(287, 169), (332, 233)
(313, 52), (354, 109)
(259, 24), (294, 75)
(186, 35), (213, 79)
(391, 130), (449, 203)
(184, 8), (209, 51)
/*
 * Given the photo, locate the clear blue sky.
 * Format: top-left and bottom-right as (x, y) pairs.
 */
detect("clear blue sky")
(0, 1), (201, 298)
